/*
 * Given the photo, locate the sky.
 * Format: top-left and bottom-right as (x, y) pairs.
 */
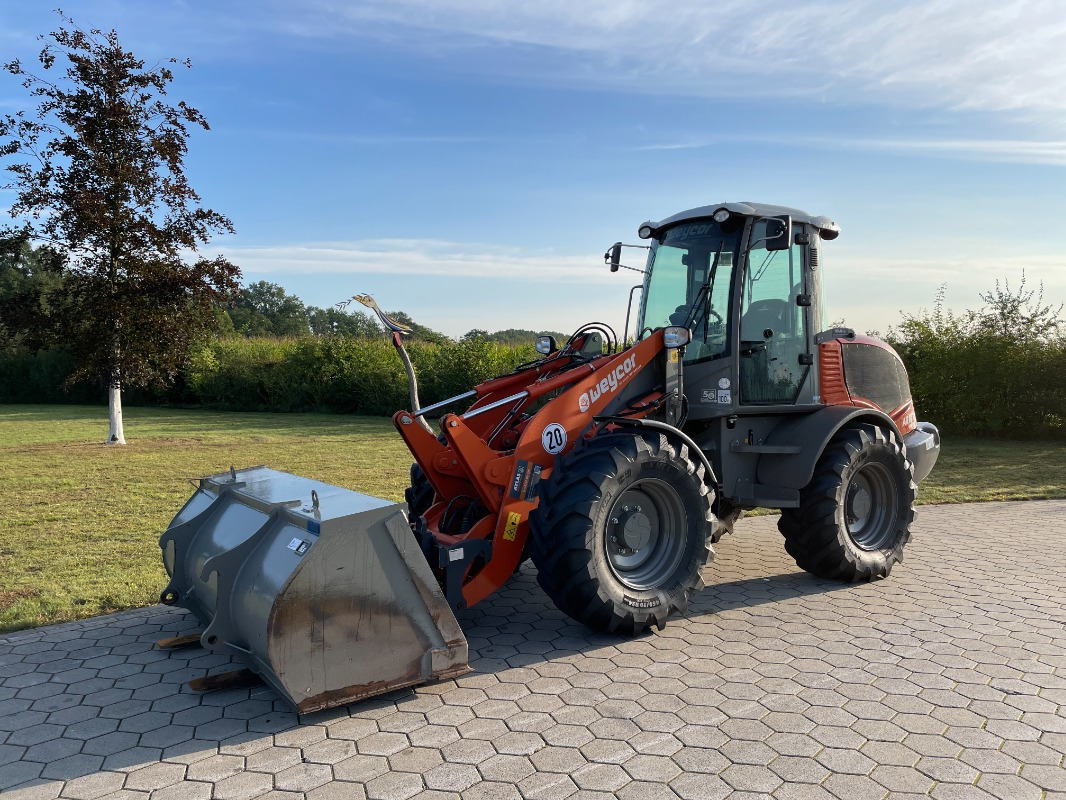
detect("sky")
(2, 0), (1065, 338)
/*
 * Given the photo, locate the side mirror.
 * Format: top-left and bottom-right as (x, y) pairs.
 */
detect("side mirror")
(765, 215), (792, 251)
(535, 335), (558, 356)
(663, 326), (691, 349)
(605, 242), (622, 272)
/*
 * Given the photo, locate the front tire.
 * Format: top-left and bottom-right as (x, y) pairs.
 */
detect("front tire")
(528, 431), (715, 635)
(405, 463), (434, 518)
(779, 423), (915, 581)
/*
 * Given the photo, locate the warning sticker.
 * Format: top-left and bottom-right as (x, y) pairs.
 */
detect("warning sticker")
(287, 538), (310, 556)
(503, 512), (522, 541)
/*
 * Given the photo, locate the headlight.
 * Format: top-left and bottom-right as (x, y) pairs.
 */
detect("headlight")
(663, 327), (691, 348)
(535, 335), (557, 355)
(637, 225), (654, 239)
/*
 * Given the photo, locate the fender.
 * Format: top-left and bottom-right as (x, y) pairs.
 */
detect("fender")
(756, 405), (901, 491)
(595, 415), (719, 489)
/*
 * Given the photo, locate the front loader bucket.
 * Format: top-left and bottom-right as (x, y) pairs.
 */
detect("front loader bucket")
(159, 466), (469, 713)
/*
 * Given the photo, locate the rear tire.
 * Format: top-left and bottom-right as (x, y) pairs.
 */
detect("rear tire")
(528, 431), (715, 635)
(711, 499), (742, 543)
(779, 423), (915, 581)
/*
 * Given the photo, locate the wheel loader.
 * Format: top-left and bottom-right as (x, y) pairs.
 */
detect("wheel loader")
(159, 201), (940, 712)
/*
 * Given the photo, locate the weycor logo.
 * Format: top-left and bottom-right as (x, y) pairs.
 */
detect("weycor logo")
(579, 355), (638, 412)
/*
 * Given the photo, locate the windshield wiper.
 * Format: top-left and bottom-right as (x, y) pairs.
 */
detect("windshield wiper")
(683, 240), (725, 336)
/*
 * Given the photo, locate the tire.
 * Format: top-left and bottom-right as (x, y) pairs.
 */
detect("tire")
(711, 499), (742, 543)
(405, 463), (434, 519)
(528, 431), (715, 635)
(779, 423), (915, 582)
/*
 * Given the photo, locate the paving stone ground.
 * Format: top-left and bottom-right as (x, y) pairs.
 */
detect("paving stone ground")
(2, 500), (1065, 800)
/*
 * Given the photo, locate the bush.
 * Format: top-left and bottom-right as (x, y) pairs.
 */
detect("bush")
(888, 280), (1065, 438)
(148, 335), (536, 414)
(0, 347), (101, 404)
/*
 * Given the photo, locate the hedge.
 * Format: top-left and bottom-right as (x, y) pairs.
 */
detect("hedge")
(0, 336), (538, 415)
(2, 330), (1062, 438)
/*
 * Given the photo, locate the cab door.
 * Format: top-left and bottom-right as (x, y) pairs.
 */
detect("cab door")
(739, 223), (811, 405)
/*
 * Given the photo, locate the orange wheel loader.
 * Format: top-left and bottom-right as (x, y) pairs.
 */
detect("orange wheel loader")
(159, 202), (940, 711)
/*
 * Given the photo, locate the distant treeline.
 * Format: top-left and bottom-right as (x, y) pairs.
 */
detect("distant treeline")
(2, 266), (1063, 437)
(213, 280), (566, 345)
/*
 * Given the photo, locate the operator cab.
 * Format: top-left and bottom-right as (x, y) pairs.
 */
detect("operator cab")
(634, 202), (840, 415)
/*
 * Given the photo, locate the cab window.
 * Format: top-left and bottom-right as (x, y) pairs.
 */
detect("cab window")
(739, 222), (808, 404)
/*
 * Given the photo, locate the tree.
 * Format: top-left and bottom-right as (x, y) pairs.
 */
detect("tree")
(228, 280), (308, 337)
(385, 310), (448, 343)
(484, 328), (568, 346)
(975, 272), (1062, 344)
(306, 306), (381, 338)
(0, 16), (240, 443)
(0, 237), (65, 350)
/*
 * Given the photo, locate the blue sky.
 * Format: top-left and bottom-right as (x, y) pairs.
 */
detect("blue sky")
(3, 0), (1065, 337)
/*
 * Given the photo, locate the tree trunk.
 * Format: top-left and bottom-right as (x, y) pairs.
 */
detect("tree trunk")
(107, 383), (126, 444)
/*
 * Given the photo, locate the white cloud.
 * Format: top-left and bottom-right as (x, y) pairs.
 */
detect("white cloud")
(210, 236), (1066, 339)
(293, 0), (1066, 119)
(823, 246), (1066, 333)
(209, 239), (612, 282)
(632, 135), (1066, 167)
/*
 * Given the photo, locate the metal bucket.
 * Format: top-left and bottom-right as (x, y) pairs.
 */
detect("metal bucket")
(159, 466), (469, 713)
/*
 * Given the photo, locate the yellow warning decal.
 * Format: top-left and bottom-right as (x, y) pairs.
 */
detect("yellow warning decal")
(669, 349), (680, 362)
(503, 511), (522, 541)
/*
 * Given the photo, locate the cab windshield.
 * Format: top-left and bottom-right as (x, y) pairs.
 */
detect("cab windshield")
(637, 219), (742, 362)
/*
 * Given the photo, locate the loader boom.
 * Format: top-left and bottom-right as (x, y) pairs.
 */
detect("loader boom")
(396, 330), (676, 609)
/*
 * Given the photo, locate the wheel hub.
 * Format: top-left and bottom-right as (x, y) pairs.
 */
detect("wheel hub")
(845, 464), (897, 550)
(604, 481), (687, 591)
(846, 482), (872, 528)
(616, 508), (652, 551)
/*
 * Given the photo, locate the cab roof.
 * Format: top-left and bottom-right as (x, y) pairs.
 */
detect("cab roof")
(644, 201), (840, 240)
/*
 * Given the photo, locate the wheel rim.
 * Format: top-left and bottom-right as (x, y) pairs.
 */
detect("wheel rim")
(604, 479), (687, 590)
(845, 462), (897, 550)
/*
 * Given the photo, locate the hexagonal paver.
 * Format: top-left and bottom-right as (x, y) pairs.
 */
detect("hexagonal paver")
(212, 770), (273, 799)
(670, 771), (732, 800)
(530, 746), (588, 774)
(364, 770), (423, 800)
(333, 754), (389, 783)
(53, 769), (125, 799)
(274, 762), (333, 793)
(422, 762), (481, 793)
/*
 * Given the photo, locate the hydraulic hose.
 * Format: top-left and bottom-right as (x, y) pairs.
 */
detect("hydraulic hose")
(392, 331), (433, 433)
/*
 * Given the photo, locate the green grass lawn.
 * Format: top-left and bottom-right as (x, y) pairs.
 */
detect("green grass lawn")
(1, 404), (1064, 633)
